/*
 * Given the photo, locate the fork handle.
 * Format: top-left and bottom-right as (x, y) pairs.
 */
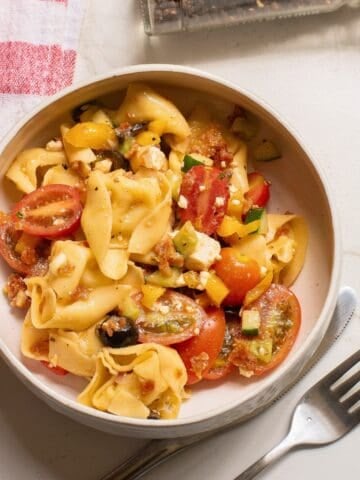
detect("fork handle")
(233, 434), (297, 480)
(99, 439), (191, 480)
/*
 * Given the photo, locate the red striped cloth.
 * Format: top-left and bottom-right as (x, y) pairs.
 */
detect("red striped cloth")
(0, 0), (85, 138)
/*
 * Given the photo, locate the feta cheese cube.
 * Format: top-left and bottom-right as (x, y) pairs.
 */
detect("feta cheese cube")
(199, 271), (210, 287)
(215, 196), (225, 207)
(158, 305), (170, 315)
(177, 195), (188, 209)
(185, 231), (221, 271)
(131, 146), (167, 171)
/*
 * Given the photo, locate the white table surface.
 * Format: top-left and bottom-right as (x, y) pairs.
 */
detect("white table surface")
(1, 1), (360, 479)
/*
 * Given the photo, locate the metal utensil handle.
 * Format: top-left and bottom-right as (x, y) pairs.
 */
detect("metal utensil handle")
(100, 439), (189, 480)
(233, 435), (296, 480)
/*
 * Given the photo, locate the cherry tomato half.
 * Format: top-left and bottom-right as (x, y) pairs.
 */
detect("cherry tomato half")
(213, 248), (261, 306)
(229, 284), (301, 376)
(203, 318), (241, 381)
(175, 307), (226, 385)
(245, 172), (270, 208)
(40, 361), (69, 376)
(178, 165), (230, 235)
(136, 291), (205, 346)
(0, 218), (48, 276)
(12, 184), (82, 239)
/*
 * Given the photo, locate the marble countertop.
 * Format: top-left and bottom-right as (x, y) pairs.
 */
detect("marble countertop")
(1, 1), (359, 479)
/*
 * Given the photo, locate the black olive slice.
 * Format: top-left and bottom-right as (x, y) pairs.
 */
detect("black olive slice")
(97, 314), (138, 348)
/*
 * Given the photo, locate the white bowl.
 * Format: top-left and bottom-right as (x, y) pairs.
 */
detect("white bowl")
(0, 65), (341, 438)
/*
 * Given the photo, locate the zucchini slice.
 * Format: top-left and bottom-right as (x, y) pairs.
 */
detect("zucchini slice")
(253, 140), (281, 162)
(241, 309), (261, 336)
(245, 207), (268, 235)
(182, 154), (204, 172)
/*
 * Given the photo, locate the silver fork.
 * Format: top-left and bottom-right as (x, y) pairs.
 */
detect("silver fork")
(234, 348), (360, 480)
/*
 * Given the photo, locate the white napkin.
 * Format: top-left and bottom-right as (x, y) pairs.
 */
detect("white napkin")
(0, 0), (86, 139)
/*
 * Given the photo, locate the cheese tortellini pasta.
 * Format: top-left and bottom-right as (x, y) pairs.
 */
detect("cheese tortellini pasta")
(78, 343), (187, 419)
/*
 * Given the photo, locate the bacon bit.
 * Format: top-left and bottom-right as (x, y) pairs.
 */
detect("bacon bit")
(188, 122), (229, 160)
(154, 235), (184, 276)
(20, 246), (38, 266)
(101, 316), (128, 337)
(229, 339), (258, 372)
(276, 224), (291, 239)
(190, 351), (210, 379)
(139, 378), (155, 395)
(188, 122), (234, 167)
(212, 144), (233, 167)
(70, 286), (90, 301)
(58, 263), (75, 276)
(4, 273), (30, 309)
(31, 340), (49, 357)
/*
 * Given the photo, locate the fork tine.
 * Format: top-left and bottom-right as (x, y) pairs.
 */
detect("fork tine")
(320, 349), (360, 388)
(349, 406), (360, 426)
(332, 370), (360, 398)
(341, 389), (360, 411)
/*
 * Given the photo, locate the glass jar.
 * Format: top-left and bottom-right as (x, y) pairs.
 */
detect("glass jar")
(139, 0), (360, 35)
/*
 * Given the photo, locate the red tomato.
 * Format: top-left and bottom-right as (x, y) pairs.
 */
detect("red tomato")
(178, 165), (230, 235)
(40, 361), (69, 376)
(245, 172), (270, 208)
(213, 248), (261, 306)
(0, 218), (48, 276)
(11, 184), (82, 239)
(229, 284), (301, 376)
(136, 291), (205, 346)
(175, 307), (226, 385)
(203, 318), (241, 381)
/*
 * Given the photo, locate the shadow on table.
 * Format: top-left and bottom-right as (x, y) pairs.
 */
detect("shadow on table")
(0, 359), (146, 480)
(133, 7), (360, 65)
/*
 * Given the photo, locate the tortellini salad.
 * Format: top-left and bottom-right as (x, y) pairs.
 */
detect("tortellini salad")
(1, 83), (307, 420)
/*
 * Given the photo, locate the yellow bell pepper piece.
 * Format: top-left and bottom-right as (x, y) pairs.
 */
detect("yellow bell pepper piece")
(217, 215), (260, 238)
(141, 284), (166, 309)
(204, 272), (229, 307)
(243, 270), (273, 306)
(227, 191), (244, 218)
(135, 131), (161, 146)
(64, 122), (116, 149)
